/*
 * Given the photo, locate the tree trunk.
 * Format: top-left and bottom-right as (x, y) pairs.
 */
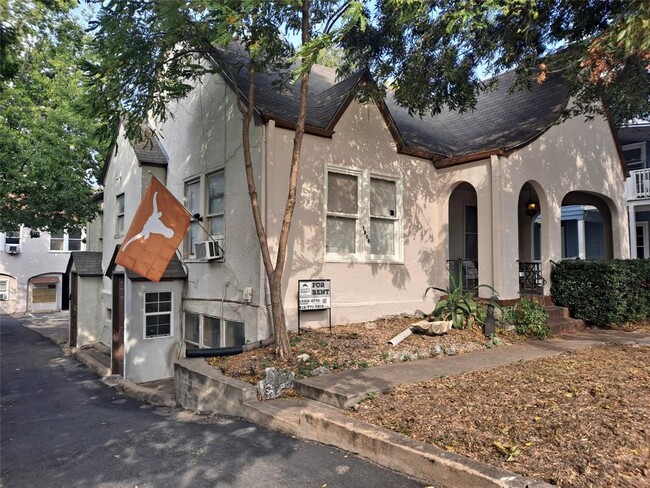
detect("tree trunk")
(236, 0), (313, 359)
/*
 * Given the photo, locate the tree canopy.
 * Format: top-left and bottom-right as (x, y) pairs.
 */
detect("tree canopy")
(0, 8), (109, 233)
(340, 0), (650, 124)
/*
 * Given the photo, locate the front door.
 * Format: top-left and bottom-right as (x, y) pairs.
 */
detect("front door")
(69, 273), (78, 348)
(112, 274), (125, 376)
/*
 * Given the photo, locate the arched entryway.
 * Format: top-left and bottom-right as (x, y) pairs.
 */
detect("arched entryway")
(560, 191), (614, 260)
(517, 182), (546, 295)
(448, 182), (478, 290)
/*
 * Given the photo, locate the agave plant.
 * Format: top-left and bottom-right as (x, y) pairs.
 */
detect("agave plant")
(425, 271), (498, 330)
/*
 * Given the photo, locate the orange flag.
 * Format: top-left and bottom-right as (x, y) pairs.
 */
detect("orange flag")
(115, 176), (190, 282)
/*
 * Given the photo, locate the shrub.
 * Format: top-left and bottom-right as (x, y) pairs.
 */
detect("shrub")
(551, 259), (650, 326)
(501, 297), (549, 339)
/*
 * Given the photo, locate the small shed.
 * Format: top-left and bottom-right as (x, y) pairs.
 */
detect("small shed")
(66, 252), (105, 348)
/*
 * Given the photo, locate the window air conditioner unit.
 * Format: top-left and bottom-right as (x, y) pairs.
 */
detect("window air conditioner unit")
(4, 244), (20, 254)
(195, 239), (223, 261)
(0, 292), (7, 301)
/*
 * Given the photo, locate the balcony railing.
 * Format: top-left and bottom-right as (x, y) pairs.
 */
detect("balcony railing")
(627, 168), (650, 201)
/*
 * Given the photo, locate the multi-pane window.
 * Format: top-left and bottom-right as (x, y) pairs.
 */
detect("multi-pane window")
(50, 229), (84, 251)
(144, 292), (172, 338)
(326, 168), (401, 261)
(116, 194), (125, 236)
(207, 171), (225, 236)
(183, 313), (245, 349)
(464, 205), (478, 260)
(0, 280), (9, 300)
(4, 230), (20, 245)
(184, 180), (201, 257)
(370, 177), (397, 255)
(326, 171), (358, 254)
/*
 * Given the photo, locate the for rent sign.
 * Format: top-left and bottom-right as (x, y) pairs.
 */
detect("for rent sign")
(298, 279), (331, 311)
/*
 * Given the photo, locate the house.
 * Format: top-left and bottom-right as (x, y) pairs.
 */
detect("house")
(1, 227), (86, 315)
(73, 57), (628, 383)
(621, 121), (650, 259)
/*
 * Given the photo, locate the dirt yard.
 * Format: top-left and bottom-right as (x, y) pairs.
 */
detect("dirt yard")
(207, 315), (526, 384)
(351, 343), (650, 487)
(207, 317), (650, 487)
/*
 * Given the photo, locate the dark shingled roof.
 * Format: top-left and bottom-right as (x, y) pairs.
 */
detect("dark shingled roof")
(132, 126), (168, 166)
(221, 49), (570, 161)
(66, 252), (103, 277)
(105, 246), (187, 282)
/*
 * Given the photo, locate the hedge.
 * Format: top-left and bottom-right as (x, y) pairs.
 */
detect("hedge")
(551, 259), (650, 326)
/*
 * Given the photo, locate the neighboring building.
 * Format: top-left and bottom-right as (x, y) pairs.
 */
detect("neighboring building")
(71, 57), (629, 383)
(0, 227), (86, 315)
(620, 121), (650, 259)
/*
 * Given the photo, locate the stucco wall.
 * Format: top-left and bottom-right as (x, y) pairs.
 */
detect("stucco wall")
(0, 228), (72, 314)
(268, 101), (440, 327)
(156, 74), (268, 343)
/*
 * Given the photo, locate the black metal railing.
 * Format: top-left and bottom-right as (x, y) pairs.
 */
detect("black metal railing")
(518, 261), (546, 296)
(447, 258), (479, 291)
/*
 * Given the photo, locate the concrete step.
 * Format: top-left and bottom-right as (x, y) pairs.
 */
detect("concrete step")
(547, 317), (587, 336)
(544, 305), (570, 321)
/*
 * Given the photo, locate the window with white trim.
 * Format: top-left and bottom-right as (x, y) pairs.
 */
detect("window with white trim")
(183, 170), (225, 259)
(116, 193), (125, 236)
(326, 167), (402, 262)
(183, 312), (245, 349)
(623, 142), (647, 171)
(184, 180), (201, 257)
(144, 292), (172, 338)
(50, 229), (85, 252)
(0, 280), (9, 300)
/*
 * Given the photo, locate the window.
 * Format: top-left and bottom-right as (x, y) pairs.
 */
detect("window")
(4, 230), (20, 245)
(207, 172), (225, 236)
(326, 168), (402, 261)
(50, 229), (84, 252)
(183, 313), (245, 349)
(183, 170), (226, 259)
(0, 280), (9, 300)
(623, 142), (646, 171)
(464, 204), (478, 260)
(116, 194), (125, 236)
(144, 292), (172, 338)
(184, 180), (201, 257)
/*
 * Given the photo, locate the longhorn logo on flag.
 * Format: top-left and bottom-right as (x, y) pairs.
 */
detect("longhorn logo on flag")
(115, 176), (190, 282)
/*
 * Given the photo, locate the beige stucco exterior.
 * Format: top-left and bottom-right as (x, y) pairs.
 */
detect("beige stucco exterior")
(87, 70), (628, 382)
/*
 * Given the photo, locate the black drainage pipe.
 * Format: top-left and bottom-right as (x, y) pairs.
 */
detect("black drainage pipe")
(186, 346), (243, 358)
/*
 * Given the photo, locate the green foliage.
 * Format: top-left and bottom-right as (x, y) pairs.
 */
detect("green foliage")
(340, 0), (650, 124)
(425, 273), (497, 330)
(551, 259), (650, 326)
(0, 12), (109, 233)
(501, 298), (549, 339)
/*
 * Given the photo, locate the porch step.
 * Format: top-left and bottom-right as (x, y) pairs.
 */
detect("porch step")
(544, 306), (586, 336)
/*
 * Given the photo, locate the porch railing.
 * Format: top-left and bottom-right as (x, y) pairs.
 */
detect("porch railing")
(627, 168), (650, 200)
(447, 258), (479, 292)
(518, 261), (546, 296)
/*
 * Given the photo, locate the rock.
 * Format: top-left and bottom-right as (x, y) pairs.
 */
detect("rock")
(413, 309), (427, 319)
(432, 344), (443, 355)
(364, 322), (377, 330)
(445, 345), (458, 356)
(310, 366), (331, 376)
(498, 323), (516, 332)
(412, 319), (452, 335)
(257, 367), (294, 400)
(296, 353), (310, 363)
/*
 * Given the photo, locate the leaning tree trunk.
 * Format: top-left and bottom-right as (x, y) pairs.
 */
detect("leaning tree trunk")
(238, 0), (312, 359)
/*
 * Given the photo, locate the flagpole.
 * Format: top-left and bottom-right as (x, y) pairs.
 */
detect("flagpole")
(148, 172), (225, 255)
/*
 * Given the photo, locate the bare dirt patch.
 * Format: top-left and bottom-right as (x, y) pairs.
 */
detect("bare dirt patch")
(207, 315), (525, 384)
(350, 343), (650, 487)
